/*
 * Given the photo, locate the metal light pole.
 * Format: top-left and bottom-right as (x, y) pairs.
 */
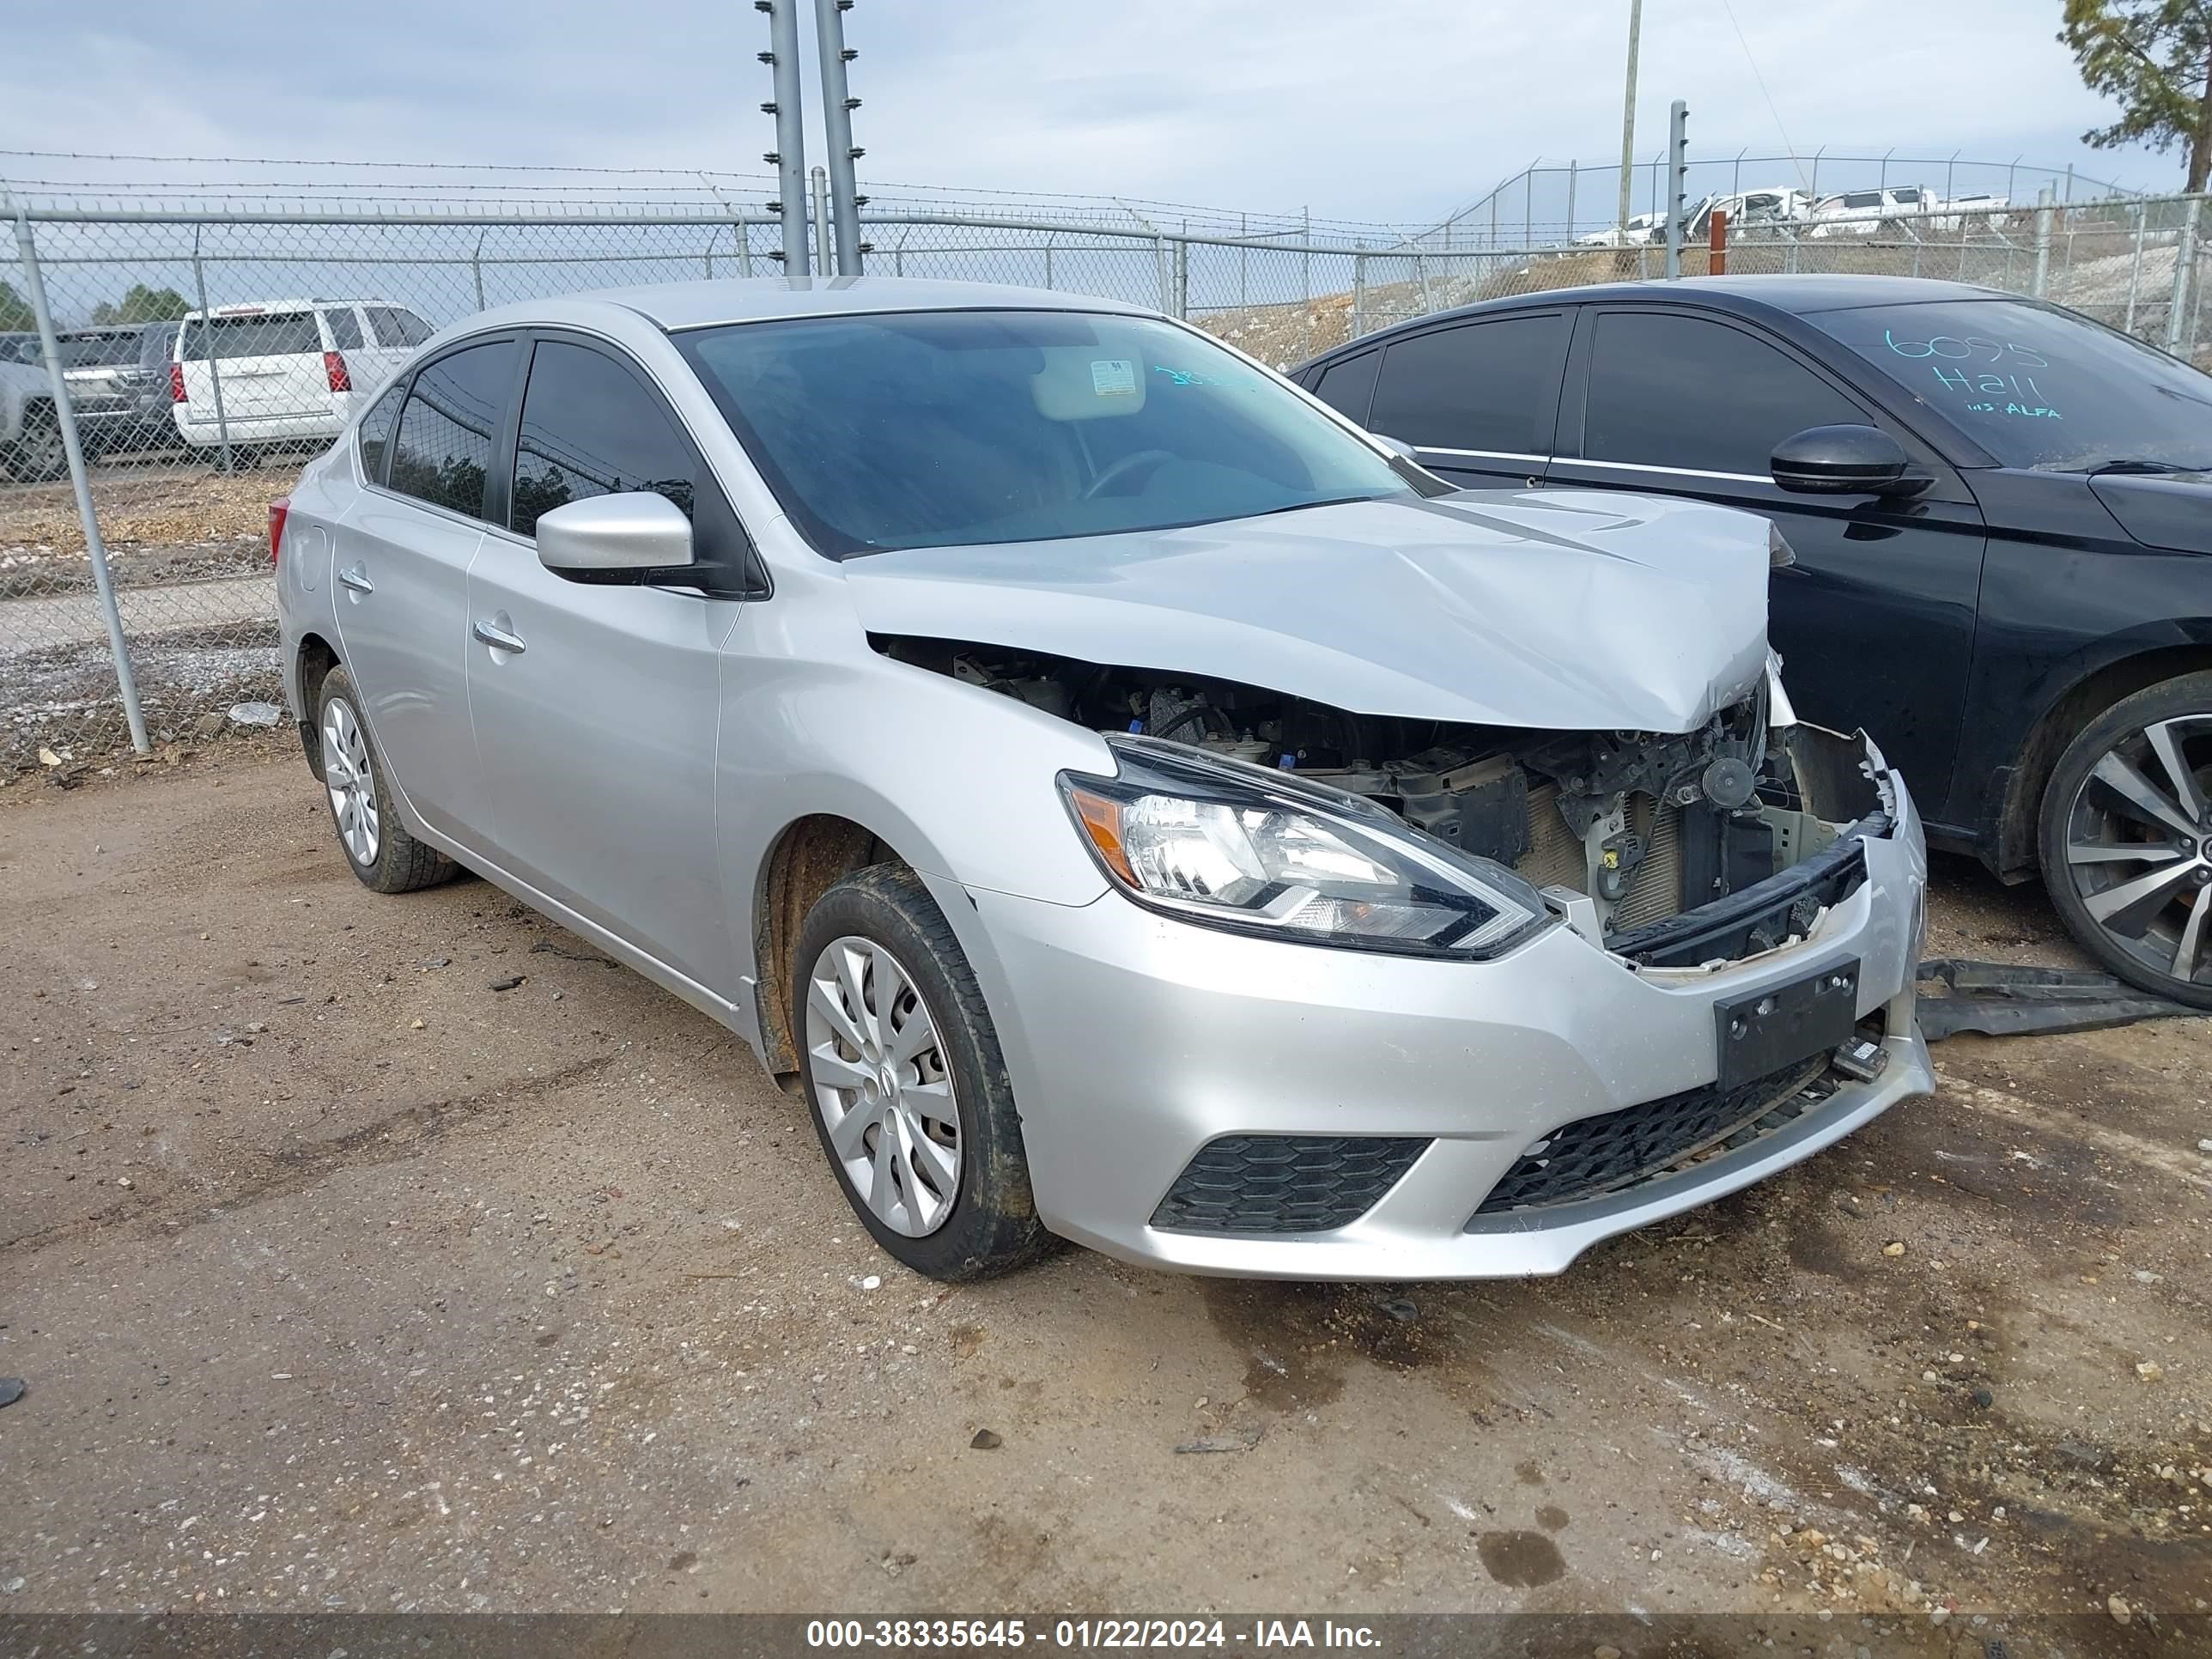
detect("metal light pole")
(813, 0), (866, 274)
(1615, 0), (1644, 235)
(757, 1), (809, 273)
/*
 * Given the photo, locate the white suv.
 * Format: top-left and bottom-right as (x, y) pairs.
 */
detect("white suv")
(170, 299), (434, 450)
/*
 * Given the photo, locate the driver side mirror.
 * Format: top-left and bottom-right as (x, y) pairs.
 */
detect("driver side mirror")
(536, 491), (695, 580)
(1771, 425), (1928, 496)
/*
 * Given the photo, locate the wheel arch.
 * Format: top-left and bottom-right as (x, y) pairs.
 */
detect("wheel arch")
(293, 631), (342, 776)
(1988, 629), (2212, 878)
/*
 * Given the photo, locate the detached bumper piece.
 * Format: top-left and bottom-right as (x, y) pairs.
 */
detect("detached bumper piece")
(1151, 1135), (1432, 1235)
(1472, 1042), (1867, 1217)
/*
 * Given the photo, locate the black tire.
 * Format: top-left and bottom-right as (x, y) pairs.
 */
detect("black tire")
(2038, 672), (2212, 1007)
(8, 405), (69, 483)
(313, 665), (458, 895)
(793, 862), (1054, 1280)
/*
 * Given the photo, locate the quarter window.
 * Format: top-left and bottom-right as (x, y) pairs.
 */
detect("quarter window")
(388, 340), (517, 520)
(357, 383), (405, 484)
(366, 307), (434, 349)
(1367, 314), (1569, 454)
(1310, 350), (1381, 425)
(1583, 312), (1866, 477)
(509, 341), (699, 537)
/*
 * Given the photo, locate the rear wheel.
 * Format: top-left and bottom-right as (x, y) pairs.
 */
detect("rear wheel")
(7, 406), (69, 483)
(2039, 673), (2212, 1007)
(314, 665), (457, 895)
(793, 864), (1053, 1280)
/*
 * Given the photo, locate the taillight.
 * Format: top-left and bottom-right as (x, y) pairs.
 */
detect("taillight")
(168, 362), (187, 403)
(269, 498), (290, 566)
(324, 350), (352, 393)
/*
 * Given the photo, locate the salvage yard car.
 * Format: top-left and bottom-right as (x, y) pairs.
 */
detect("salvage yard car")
(1296, 276), (2212, 1008)
(271, 276), (1931, 1280)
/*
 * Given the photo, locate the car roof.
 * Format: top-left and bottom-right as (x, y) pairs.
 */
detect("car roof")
(1306, 274), (2014, 362)
(467, 276), (1158, 334)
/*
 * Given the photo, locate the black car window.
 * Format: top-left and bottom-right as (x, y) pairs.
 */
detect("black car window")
(357, 382), (406, 485)
(325, 307), (363, 350)
(367, 307), (434, 349)
(1806, 296), (2212, 471)
(510, 341), (698, 537)
(1368, 314), (1569, 454)
(1310, 349), (1381, 426)
(137, 324), (179, 372)
(388, 340), (516, 520)
(1584, 312), (1866, 476)
(179, 312), (321, 361)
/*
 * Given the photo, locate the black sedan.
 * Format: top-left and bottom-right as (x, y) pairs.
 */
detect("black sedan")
(1295, 275), (2212, 1006)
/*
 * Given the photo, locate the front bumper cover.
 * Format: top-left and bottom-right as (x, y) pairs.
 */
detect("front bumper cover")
(956, 743), (1931, 1279)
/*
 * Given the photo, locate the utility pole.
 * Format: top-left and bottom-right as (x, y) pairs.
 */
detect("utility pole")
(1615, 0), (1643, 235)
(757, 1), (809, 273)
(813, 0), (867, 274)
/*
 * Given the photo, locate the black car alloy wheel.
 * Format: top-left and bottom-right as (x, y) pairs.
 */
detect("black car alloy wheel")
(2044, 678), (2212, 1007)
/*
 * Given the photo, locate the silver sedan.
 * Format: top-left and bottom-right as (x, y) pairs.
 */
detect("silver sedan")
(272, 276), (1932, 1280)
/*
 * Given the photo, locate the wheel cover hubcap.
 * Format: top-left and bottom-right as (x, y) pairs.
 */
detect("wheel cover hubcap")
(321, 696), (380, 866)
(804, 935), (962, 1237)
(2062, 713), (2212, 989)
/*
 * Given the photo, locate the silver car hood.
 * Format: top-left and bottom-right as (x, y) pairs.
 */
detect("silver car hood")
(841, 490), (1773, 733)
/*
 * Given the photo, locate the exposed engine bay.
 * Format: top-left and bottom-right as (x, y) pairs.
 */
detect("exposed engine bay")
(879, 636), (1890, 963)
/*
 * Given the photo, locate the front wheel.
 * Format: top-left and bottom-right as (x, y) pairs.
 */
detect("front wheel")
(7, 408), (69, 483)
(793, 863), (1054, 1280)
(2038, 673), (2212, 1007)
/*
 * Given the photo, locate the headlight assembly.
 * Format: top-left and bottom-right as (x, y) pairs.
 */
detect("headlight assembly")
(1059, 736), (1550, 959)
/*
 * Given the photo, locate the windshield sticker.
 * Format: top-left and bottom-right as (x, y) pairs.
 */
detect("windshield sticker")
(1090, 358), (1137, 398)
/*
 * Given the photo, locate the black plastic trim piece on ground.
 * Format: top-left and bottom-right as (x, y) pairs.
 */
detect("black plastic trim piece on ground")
(1916, 957), (2206, 1040)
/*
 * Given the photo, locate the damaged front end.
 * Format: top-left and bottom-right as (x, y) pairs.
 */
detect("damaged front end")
(880, 636), (1897, 972)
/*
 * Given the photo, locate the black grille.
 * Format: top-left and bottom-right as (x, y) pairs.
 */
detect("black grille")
(1152, 1136), (1431, 1235)
(1473, 1054), (1835, 1216)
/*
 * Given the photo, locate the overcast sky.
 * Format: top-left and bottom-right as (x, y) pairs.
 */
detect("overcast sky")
(0, 1), (2171, 222)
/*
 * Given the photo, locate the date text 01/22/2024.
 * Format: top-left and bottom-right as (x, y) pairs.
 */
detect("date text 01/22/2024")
(805, 1619), (1383, 1650)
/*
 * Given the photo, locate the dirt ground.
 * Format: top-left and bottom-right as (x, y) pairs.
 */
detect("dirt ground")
(2, 745), (2208, 1641)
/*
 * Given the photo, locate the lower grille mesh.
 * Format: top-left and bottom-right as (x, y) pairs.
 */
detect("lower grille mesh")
(1473, 1054), (1837, 1216)
(1152, 1136), (1431, 1235)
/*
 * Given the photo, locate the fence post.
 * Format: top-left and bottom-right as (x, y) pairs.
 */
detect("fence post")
(1174, 232), (1189, 319)
(13, 209), (149, 757)
(2124, 203), (2146, 336)
(189, 226), (235, 474)
(1043, 232), (1054, 291)
(811, 167), (833, 277)
(2031, 185), (2054, 299)
(1352, 251), (1366, 337)
(2166, 196), (2201, 358)
(473, 228), (488, 309)
(1565, 161), (1577, 240)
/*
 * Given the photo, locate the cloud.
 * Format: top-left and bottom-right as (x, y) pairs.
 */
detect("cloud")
(0, 0), (2166, 223)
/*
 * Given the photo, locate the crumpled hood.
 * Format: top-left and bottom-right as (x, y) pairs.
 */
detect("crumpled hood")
(842, 489), (1773, 732)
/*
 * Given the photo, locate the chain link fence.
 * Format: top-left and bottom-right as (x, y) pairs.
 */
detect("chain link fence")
(2, 185), (2205, 771)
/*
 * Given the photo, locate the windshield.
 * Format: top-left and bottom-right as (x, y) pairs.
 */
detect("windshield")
(675, 308), (1414, 556)
(1808, 298), (2212, 471)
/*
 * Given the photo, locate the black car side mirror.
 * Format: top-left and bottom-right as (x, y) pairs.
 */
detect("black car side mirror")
(1771, 425), (1928, 496)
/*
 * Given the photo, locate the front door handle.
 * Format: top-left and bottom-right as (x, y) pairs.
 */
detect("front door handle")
(337, 564), (374, 594)
(472, 617), (526, 654)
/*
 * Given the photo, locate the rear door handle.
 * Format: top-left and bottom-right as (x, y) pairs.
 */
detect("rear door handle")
(472, 618), (526, 654)
(337, 564), (374, 594)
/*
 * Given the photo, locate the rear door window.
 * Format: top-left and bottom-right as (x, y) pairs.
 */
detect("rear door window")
(1309, 350), (1381, 425)
(1583, 311), (1867, 477)
(1367, 313), (1570, 454)
(179, 311), (321, 361)
(388, 340), (518, 520)
(325, 307), (364, 350)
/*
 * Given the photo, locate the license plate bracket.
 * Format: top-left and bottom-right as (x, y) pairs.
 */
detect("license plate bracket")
(1714, 960), (1861, 1090)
